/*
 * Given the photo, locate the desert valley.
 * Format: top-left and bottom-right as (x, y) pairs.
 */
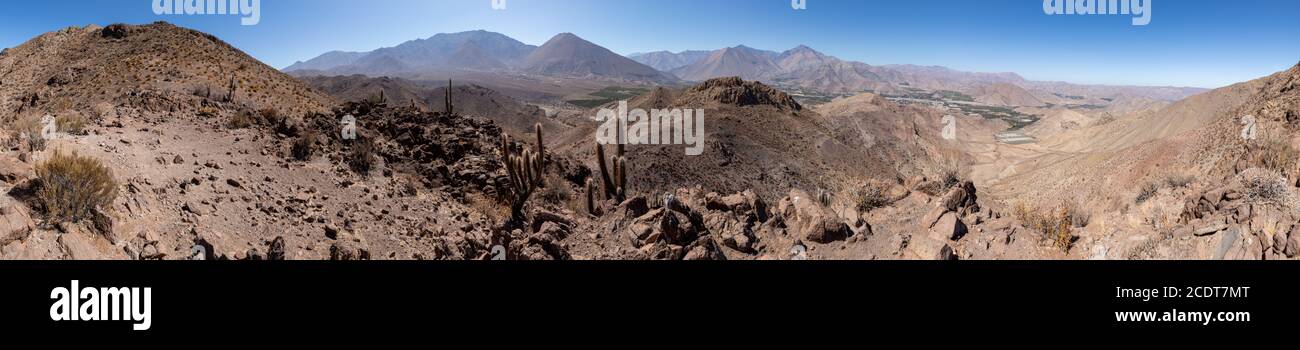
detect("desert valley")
(2, 22), (1299, 261)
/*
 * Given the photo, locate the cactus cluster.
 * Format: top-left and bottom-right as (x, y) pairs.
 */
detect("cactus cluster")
(587, 140), (628, 216)
(502, 123), (546, 220)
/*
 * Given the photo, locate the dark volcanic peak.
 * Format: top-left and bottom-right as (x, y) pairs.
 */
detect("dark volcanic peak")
(680, 77), (802, 111)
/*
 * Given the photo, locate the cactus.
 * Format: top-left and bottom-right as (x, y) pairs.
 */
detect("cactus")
(501, 124), (546, 222)
(593, 146), (628, 203)
(224, 75), (236, 102)
(445, 79), (454, 115)
(585, 178), (598, 216)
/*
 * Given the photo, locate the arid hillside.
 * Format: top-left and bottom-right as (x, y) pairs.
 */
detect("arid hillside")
(3, 23), (1296, 261)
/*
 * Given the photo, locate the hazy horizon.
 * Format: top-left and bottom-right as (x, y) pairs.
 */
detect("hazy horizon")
(2, 0), (1298, 88)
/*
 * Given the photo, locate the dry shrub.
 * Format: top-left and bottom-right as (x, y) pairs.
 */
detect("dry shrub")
(197, 106), (220, 119)
(12, 114), (48, 151)
(56, 112), (88, 135)
(1244, 174), (1288, 204)
(1254, 139), (1297, 175)
(291, 131), (317, 161)
(1136, 182), (1160, 204)
(347, 138), (376, 175)
(227, 110), (254, 129)
(538, 174), (571, 206)
(853, 183), (892, 213)
(1164, 174), (1195, 189)
(1014, 203), (1075, 252)
(257, 108), (282, 126)
(34, 150), (118, 223)
(468, 194), (510, 227)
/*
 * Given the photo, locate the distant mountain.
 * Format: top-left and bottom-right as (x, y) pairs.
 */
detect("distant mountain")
(444, 41), (508, 71)
(775, 45), (837, 72)
(628, 50), (711, 71)
(286, 31), (1206, 102)
(284, 51), (367, 71)
(521, 33), (677, 83)
(969, 82), (1046, 107)
(285, 30), (535, 74)
(671, 45), (781, 81)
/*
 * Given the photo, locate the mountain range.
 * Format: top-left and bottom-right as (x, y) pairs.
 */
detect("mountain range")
(288, 30), (1206, 104)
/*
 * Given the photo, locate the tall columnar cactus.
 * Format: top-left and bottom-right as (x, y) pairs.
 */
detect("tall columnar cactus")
(225, 75), (237, 102)
(445, 79), (454, 115)
(501, 123), (546, 221)
(594, 144), (628, 203)
(585, 178), (598, 216)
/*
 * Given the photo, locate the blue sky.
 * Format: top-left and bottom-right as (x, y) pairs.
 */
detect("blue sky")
(1, 0), (1297, 88)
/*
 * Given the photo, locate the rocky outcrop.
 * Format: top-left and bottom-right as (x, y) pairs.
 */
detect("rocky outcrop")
(777, 189), (852, 244)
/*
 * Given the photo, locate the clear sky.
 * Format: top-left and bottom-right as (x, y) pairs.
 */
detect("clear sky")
(1, 0), (1297, 88)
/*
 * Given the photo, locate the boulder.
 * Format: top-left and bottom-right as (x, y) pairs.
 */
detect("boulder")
(931, 212), (968, 241)
(0, 201), (35, 246)
(0, 155), (32, 183)
(329, 241), (371, 260)
(777, 190), (851, 244)
(908, 235), (956, 260)
(266, 236), (286, 260)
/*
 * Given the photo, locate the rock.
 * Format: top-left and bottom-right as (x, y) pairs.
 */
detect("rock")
(324, 225), (340, 240)
(1235, 204), (1252, 223)
(1195, 223), (1228, 237)
(938, 186), (967, 212)
(921, 205), (948, 229)
(58, 225), (125, 260)
(172, 155), (184, 164)
(1287, 232), (1300, 258)
(683, 238), (726, 260)
(267, 236), (286, 260)
(329, 242), (370, 260)
(620, 196), (649, 218)
(0, 156), (32, 183)
(904, 175), (926, 190)
(226, 178), (242, 189)
(908, 235), (956, 260)
(0, 201), (35, 246)
(777, 190), (852, 244)
(183, 201), (207, 216)
(101, 24), (129, 39)
(1272, 231), (1288, 254)
(931, 212), (968, 241)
